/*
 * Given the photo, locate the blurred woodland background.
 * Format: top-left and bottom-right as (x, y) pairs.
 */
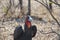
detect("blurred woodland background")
(0, 0), (60, 40)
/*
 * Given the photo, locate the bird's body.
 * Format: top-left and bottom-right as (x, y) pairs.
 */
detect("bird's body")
(14, 15), (37, 40)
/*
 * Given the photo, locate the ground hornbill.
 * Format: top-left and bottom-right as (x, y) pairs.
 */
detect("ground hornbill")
(14, 15), (37, 40)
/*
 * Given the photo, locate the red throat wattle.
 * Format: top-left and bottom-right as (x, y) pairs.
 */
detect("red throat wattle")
(25, 20), (31, 28)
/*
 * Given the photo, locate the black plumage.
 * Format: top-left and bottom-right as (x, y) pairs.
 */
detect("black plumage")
(14, 25), (37, 40)
(14, 15), (37, 40)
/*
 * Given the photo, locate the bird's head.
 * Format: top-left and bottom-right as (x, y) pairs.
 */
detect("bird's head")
(25, 15), (33, 28)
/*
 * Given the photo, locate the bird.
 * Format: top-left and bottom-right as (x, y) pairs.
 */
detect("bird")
(14, 15), (37, 40)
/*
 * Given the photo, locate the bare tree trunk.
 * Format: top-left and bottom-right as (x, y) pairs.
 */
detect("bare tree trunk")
(27, 0), (31, 15)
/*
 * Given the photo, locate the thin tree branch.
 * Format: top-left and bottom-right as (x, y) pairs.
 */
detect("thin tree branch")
(35, 0), (60, 26)
(4, 0), (12, 16)
(52, 1), (60, 7)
